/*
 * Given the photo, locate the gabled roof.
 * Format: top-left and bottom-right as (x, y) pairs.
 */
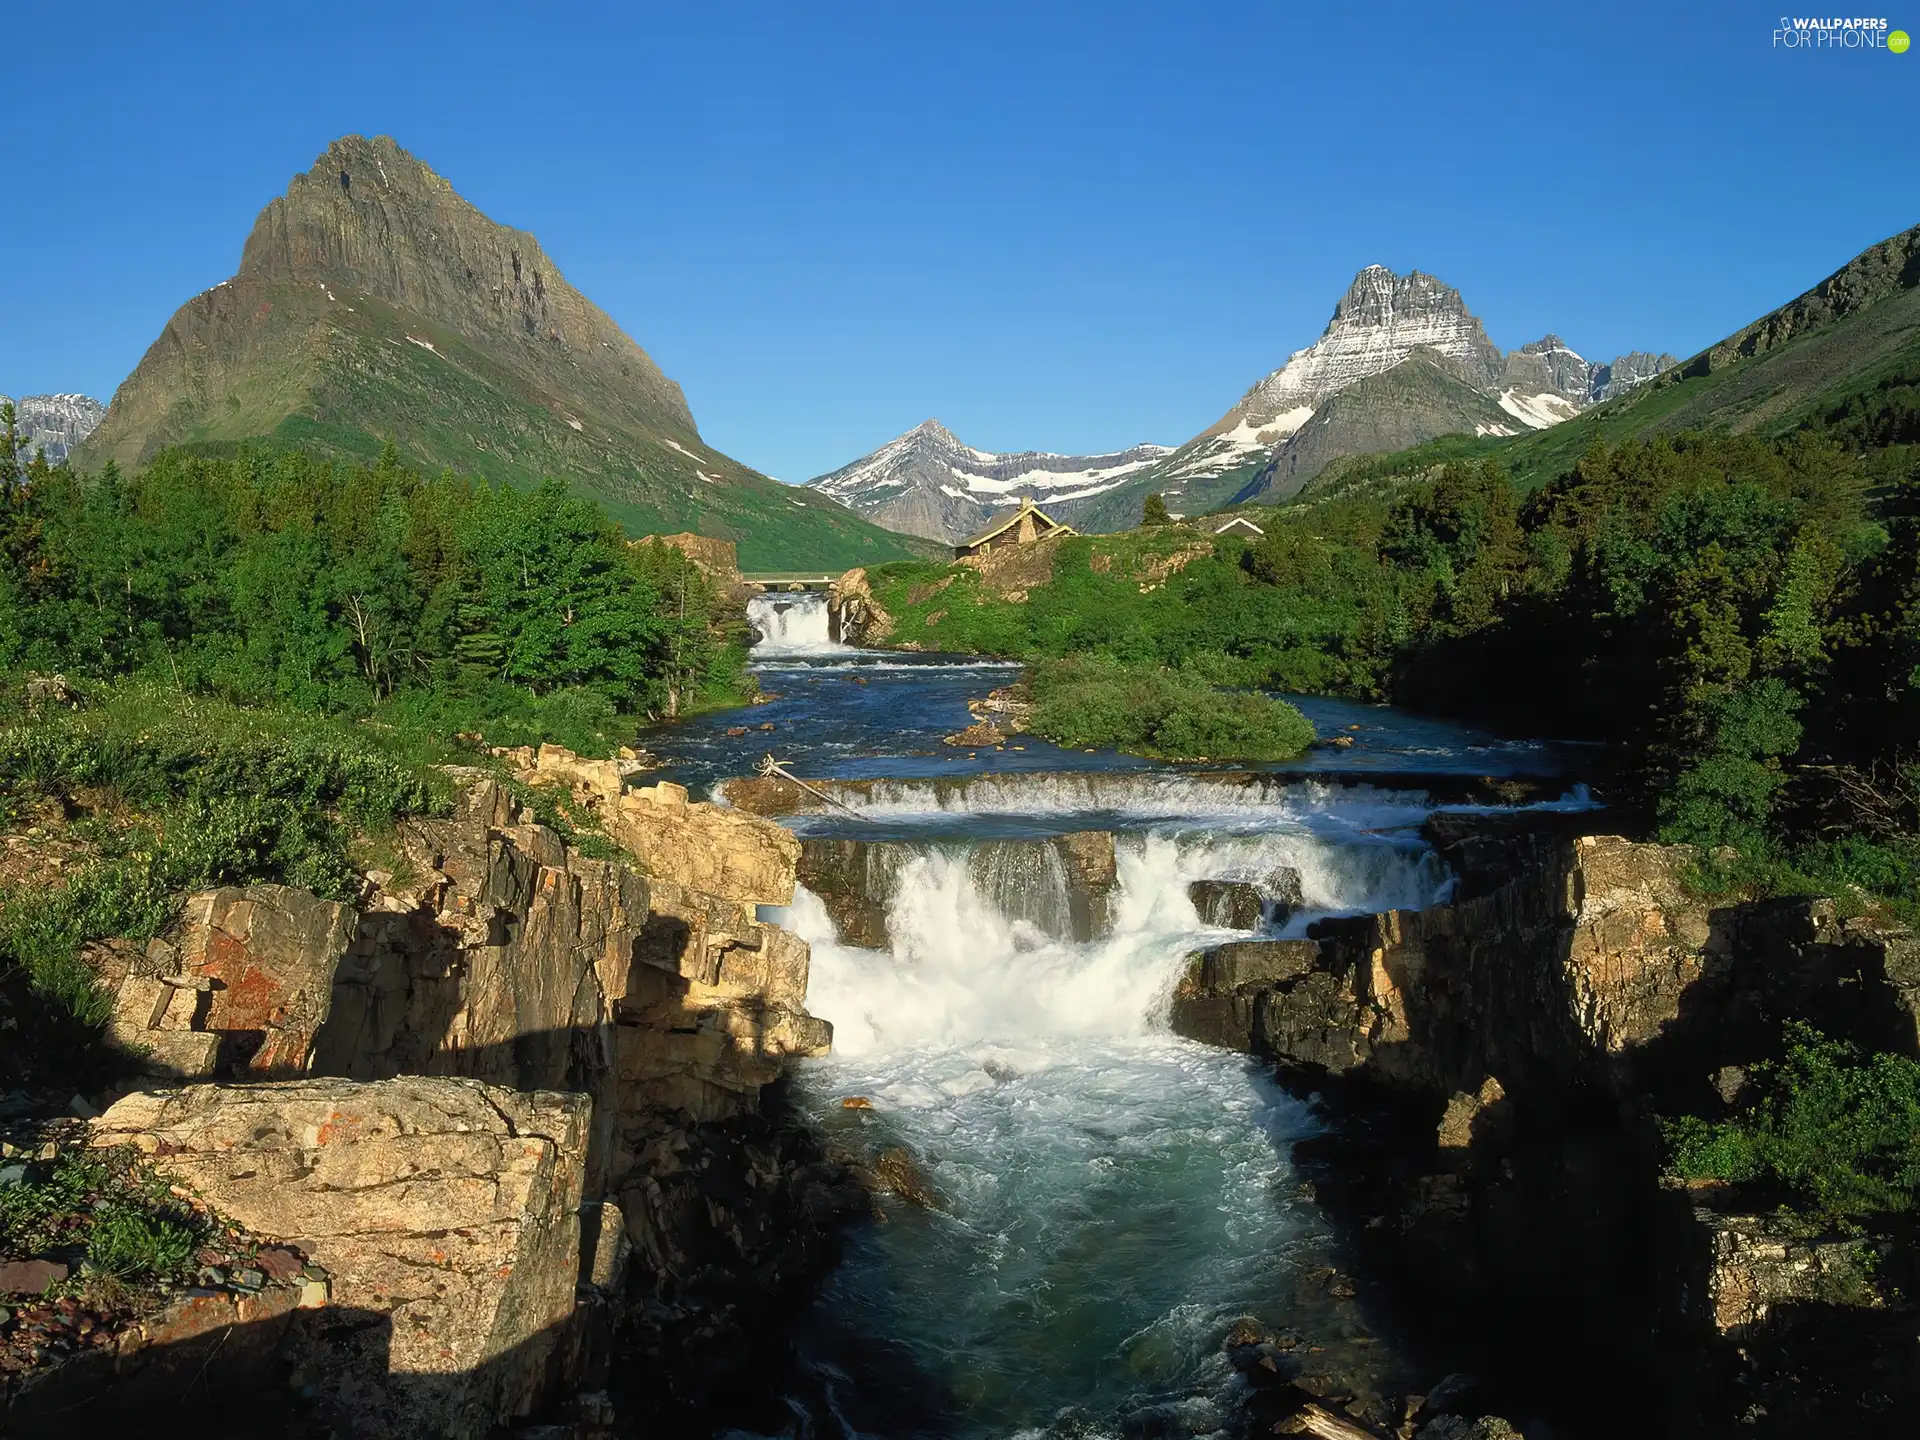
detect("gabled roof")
(1213, 516), (1266, 536)
(958, 497), (1069, 549)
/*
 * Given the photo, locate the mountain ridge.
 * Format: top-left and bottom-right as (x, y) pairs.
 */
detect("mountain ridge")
(73, 135), (928, 571)
(805, 418), (1172, 541)
(810, 265), (1675, 538)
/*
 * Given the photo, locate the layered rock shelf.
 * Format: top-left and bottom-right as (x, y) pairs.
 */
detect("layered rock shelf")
(4, 752), (856, 1437)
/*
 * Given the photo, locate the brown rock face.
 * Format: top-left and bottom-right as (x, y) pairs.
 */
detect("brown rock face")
(1168, 825), (1723, 1100)
(609, 780), (800, 908)
(179, 886), (358, 1076)
(92, 1076), (590, 1439)
(827, 567), (894, 646)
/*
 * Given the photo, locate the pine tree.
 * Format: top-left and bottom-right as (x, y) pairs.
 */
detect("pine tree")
(1141, 493), (1170, 527)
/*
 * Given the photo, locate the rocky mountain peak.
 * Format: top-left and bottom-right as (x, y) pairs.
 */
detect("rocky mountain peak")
(1516, 333), (1582, 359)
(1236, 265), (1502, 424)
(236, 134), (695, 433)
(1, 392), (108, 464)
(908, 418), (960, 445)
(1330, 266), (1474, 333)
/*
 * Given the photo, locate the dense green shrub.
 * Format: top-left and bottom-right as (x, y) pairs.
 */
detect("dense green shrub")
(0, 687), (444, 1025)
(1664, 1024), (1920, 1217)
(1026, 657), (1315, 761)
(0, 445), (748, 740)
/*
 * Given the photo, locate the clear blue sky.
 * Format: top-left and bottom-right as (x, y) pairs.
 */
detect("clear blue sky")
(2, 1), (1912, 480)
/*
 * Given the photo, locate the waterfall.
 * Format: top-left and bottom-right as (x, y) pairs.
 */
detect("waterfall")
(748, 592), (846, 656)
(788, 823), (1443, 1059)
(770, 808), (1441, 1434)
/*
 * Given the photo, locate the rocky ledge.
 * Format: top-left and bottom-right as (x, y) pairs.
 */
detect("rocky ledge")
(2, 751), (868, 1438)
(1169, 809), (1920, 1437)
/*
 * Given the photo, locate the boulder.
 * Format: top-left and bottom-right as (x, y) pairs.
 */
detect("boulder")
(1261, 865), (1306, 922)
(1189, 879), (1264, 930)
(1169, 940), (1321, 1050)
(91, 1076), (590, 1440)
(827, 567), (894, 646)
(609, 781), (800, 906)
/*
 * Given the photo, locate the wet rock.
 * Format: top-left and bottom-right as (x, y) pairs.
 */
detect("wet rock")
(827, 568), (894, 646)
(1189, 879), (1263, 930)
(1262, 865), (1306, 921)
(1169, 940), (1322, 1050)
(869, 1146), (943, 1210)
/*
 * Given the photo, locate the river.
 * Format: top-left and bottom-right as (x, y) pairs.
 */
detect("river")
(642, 592), (1594, 1440)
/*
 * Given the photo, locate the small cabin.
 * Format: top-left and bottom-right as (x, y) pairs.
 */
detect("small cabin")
(955, 497), (1075, 558)
(1212, 516), (1266, 540)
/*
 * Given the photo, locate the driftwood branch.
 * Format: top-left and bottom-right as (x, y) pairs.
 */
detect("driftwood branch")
(758, 754), (866, 818)
(1289, 1404), (1383, 1440)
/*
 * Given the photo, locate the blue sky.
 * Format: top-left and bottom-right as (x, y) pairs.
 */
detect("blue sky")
(2, 1), (1913, 480)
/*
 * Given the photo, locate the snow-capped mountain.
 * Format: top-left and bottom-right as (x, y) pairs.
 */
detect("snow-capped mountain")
(806, 265), (1677, 539)
(2, 393), (107, 464)
(805, 419), (1172, 543)
(1147, 267), (1507, 503)
(1134, 269), (1677, 516)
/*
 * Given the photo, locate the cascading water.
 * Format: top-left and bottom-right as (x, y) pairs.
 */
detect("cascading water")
(761, 801), (1452, 1438)
(748, 592), (848, 657)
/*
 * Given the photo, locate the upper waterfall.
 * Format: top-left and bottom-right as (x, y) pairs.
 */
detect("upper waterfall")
(747, 591), (848, 657)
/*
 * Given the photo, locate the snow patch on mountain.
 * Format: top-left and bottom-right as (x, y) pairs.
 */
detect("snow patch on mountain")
(804, 418), (1172, 542)
(1497, 389), (1582, 429)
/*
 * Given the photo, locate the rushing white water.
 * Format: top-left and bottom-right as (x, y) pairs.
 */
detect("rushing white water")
(747, 592), (848, 656)
(761, 773), (1597, 843)
(765, 810), (1450, 1437)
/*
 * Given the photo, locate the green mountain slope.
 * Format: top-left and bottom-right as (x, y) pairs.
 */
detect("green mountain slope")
(1231, 351), (1520, 505)
(74, 135), (932, 571)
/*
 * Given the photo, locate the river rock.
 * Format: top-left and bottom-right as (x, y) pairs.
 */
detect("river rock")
(1261, 865), (1305, 921)
(827, 567), (894, 646)
(1189, 880), (1263, 929)
(868, 1145), (943, 1210)
(90, 1076), (590, 1439)
(1170, 940), (1321, 1050)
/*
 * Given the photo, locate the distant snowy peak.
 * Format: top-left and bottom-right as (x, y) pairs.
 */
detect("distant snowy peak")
(805, 419), (1171, 543)
(1246, 266), (1503, 417)
(1, 393), (108, 464)
(1504, 333), (1677, 409)
(1158, 270), (1676, 495)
